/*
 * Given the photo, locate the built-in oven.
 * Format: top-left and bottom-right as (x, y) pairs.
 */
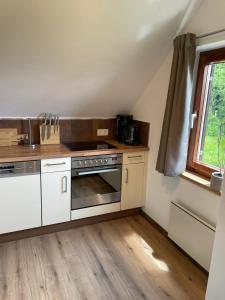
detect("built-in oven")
(71, 154), (122, 210)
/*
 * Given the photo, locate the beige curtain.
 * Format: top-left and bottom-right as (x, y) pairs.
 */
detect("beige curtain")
(156, 33), (196, 176)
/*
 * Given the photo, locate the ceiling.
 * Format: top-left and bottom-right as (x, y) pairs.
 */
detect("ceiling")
(0, 0), (197, 117)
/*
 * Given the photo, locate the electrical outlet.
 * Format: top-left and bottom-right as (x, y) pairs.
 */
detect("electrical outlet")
(97, 129), (109, 136)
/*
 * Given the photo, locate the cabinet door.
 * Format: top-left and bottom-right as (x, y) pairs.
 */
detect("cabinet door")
(42, 171), (71, 226)
(121, 163), (144, 210)
(0, 174), (41, 234)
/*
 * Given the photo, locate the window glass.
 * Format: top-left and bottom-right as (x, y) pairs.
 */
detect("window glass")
(197, 62), (225, 170)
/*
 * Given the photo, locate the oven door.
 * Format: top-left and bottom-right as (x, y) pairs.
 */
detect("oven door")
(71, 165), (122, 210)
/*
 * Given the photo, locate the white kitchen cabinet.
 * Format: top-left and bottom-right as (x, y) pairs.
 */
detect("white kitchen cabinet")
(41, 158), (71, 226)
(121, 152), (146, 210)
(0, 161), (41, 234)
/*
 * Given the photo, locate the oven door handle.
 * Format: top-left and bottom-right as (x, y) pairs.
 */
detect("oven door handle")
(77, 168), (119, 176)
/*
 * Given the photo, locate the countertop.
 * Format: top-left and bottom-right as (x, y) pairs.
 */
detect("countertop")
(0, 140), (149, 163)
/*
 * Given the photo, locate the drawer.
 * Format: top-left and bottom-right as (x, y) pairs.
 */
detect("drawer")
(41, 157), (71, 173)
(123, 152), (145, 164)
(71, 203), (121, 220)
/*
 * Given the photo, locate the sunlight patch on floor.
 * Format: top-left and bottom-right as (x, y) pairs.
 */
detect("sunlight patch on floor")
(140, 236), (169, 272)
(124, 231), (169, 272)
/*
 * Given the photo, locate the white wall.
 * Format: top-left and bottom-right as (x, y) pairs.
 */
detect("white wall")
(206, 183), (225, 300)
(131, 0), (225, 230)
(0, 0), (193, 117)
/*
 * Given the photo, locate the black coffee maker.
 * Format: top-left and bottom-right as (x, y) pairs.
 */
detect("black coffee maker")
(116, 115), (139, 145)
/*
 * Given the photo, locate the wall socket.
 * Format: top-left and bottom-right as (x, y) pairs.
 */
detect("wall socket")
(97, 129), (109, 136)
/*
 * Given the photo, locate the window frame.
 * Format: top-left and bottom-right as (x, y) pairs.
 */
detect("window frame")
(187, 47), (225, 178)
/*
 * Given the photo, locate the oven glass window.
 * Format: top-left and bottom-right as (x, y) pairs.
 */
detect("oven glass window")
(71, 166), (121, 210)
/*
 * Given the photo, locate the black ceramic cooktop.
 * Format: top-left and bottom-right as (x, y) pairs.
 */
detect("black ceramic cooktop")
(64, 141), (116, 151)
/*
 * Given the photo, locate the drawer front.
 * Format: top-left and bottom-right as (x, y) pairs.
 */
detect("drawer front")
(71, 203), (121, 220)
(41, 157), (71, 173)
(123, 152), (145, 164)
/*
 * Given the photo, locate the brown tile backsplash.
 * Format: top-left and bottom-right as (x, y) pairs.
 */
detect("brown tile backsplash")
(0, 118), (149, 146)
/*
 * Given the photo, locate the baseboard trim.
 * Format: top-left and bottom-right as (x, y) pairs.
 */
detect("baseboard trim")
(140, 209), (209, 275)
(0, 208), (141, 244)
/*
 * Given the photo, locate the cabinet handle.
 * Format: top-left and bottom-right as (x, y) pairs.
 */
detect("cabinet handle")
(45, 162), (66, 167)
(126, 168), (129, 184)
(61, 176), (68, 193)
(127, 155), (142, 159)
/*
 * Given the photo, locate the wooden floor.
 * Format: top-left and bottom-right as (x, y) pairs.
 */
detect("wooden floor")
(0, 215), (207, 300)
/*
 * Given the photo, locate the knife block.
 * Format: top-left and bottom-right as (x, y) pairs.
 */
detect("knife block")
(40, 125), (60, 145)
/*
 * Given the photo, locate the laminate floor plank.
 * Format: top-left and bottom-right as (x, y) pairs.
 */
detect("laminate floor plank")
(0, 215), (207, 300)
(81, 225), (160, 300)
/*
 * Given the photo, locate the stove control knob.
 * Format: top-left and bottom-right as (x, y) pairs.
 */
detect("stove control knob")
(104, 159), (108, 164)
(95, 160), (98, 164)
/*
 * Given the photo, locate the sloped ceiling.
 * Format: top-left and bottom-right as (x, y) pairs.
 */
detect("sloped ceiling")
(0, 0), (196, 117)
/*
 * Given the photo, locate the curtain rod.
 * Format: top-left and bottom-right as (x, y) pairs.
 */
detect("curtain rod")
(196, 28), (225, 39)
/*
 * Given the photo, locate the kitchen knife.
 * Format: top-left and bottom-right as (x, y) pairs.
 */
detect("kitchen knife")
(53, 114), (57, 134)
(47, 113), (52, 140)
(41, 113), (47, 141)
(56, 114), (60, 132)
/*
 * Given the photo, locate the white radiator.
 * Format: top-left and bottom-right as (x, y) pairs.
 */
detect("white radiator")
(168, 201), (216, 271)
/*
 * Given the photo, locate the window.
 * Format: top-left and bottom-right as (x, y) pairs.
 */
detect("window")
(187, 48), (225, 178)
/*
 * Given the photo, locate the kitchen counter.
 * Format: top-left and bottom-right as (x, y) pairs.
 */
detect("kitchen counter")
(0, 140), (149, 163)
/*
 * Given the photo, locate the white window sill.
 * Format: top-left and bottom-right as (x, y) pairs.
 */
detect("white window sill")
(181, 171), (222, 196)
